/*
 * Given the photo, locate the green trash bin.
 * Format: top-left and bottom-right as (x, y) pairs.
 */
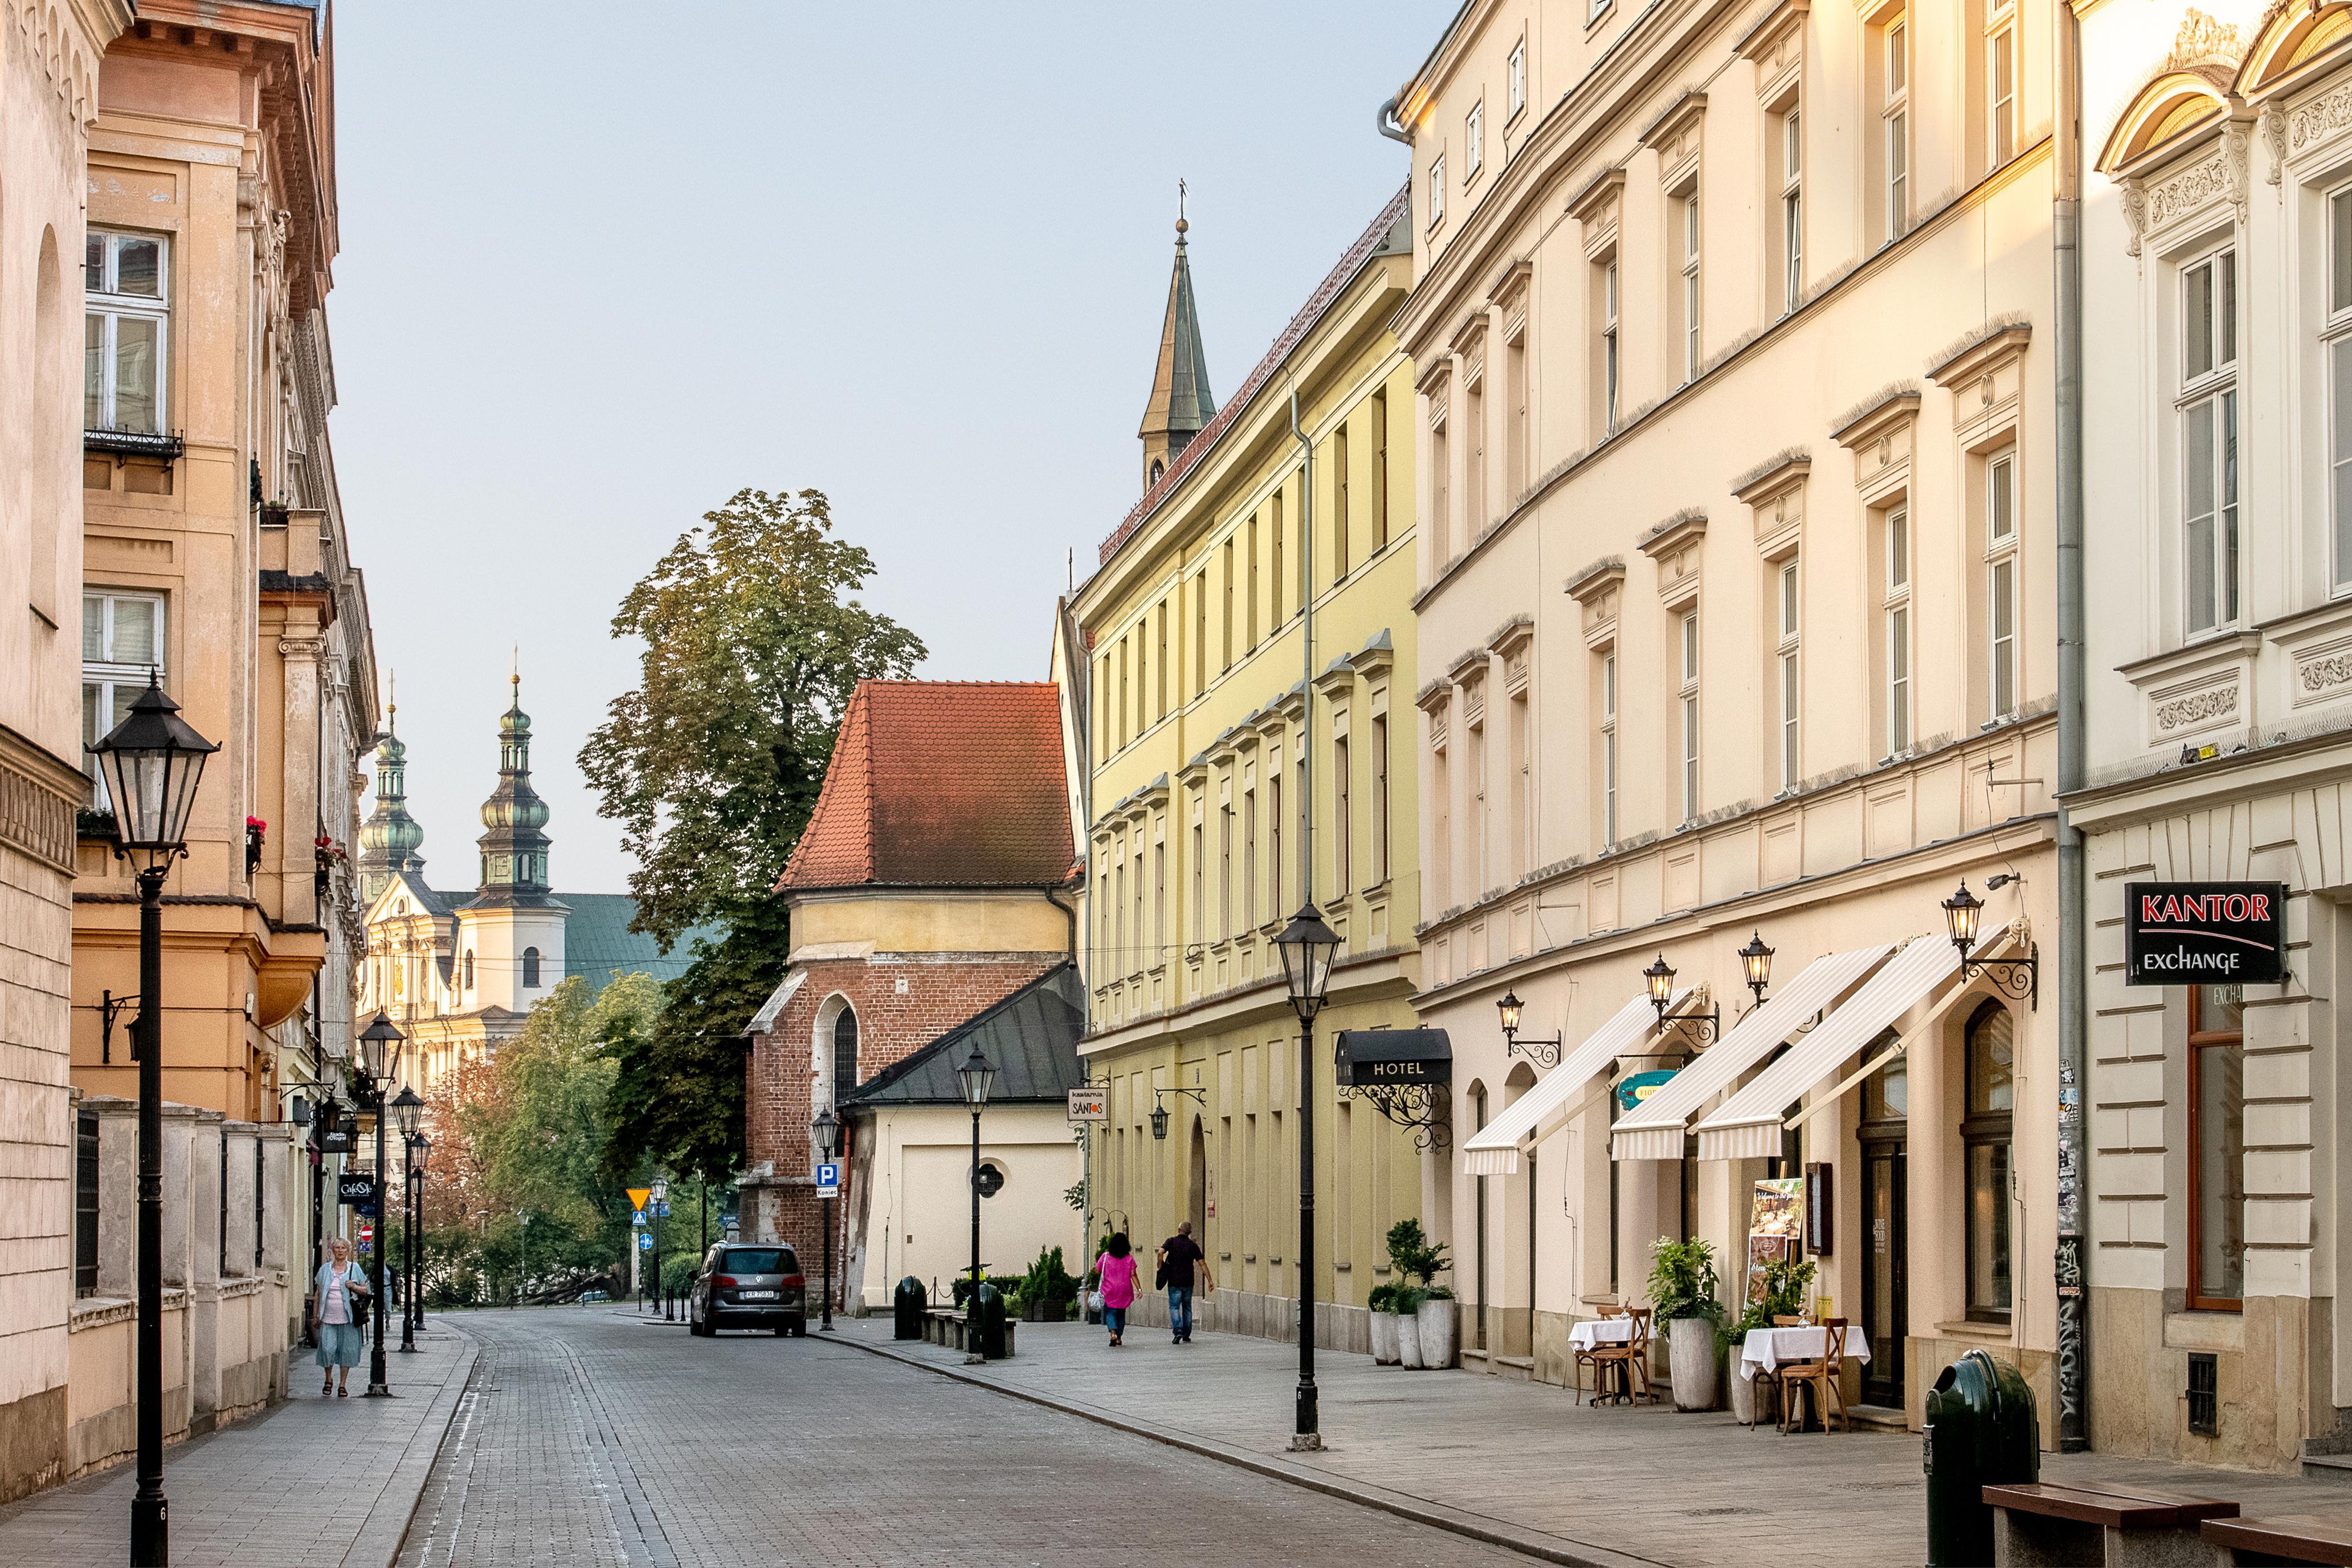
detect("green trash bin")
(1924, 1348), (2040, 1567)
(893, 1276), (926, 1340)
(973, 1281), (1007, 1359)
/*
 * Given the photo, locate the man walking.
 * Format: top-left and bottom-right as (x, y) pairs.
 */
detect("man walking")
(1156, 1220), (1211, 1344)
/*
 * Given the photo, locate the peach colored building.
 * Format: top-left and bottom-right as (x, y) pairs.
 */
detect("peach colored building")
(1392, 0), (2062, 1432)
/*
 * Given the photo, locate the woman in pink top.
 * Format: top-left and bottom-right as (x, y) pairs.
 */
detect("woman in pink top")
(1093, 1232), (1139, 1348)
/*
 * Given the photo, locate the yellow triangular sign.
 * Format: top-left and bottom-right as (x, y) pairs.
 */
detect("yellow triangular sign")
(626, 1187), (651, 1211)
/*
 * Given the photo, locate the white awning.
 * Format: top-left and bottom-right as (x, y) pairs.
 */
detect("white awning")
(1692, 934), (1962, 1161)
(1460, 989), (1685, 1176)
(1610, 944), (1893, 1162)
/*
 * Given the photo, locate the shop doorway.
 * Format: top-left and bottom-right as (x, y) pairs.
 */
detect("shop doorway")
(1188, 1120), (1207, 1241)
(1858, 1042), (1909, 1408)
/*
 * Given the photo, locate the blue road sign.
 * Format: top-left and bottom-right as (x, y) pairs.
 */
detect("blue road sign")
(815, 1162), (839, 1195)
(638, 1232), (652, 1251)
(655, 1202), (669, 1218)
(632, 1210), (646, 1227)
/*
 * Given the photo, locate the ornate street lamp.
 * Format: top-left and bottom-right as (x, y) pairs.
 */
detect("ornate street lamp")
(957, 1043), (997, 1363)
(1943, 879), (2040, 1007)
(389, 1089), (423, 1353)
(355, 1014), (405, 1396)
(1738, 932), (1776, 1006)
(89, 673), (216, 1568)
(651, 1176), (671, 1320)
(1273, 903), (1340, 1452)
(1943, 880), (1985, 954)
(403, 1133), (431, 1347)
(812, 1109), (842, 1332)
(1495, 987), (1562, 1067)
(1643, 953), (1677, 1021)
(1643, 952), (1722, 1050)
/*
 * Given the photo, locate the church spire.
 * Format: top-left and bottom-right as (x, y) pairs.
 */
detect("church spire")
(1137, 183), (1215, 492)
(357, 677), (427, 904)
(469, 663), (553, 908)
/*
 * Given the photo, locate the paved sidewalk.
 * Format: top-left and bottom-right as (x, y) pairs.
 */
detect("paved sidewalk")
(0, 1319), (477, 1568)
(836, 1316), (2348, 1568)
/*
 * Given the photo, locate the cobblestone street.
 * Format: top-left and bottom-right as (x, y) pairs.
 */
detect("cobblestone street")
(392, 1309), (1543, 1567)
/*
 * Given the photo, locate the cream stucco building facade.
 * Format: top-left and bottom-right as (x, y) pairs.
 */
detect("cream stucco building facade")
(2072, 0), (2352, 1473)
(1393, 0), (2063, 1424)
(0, 0), (136, 1506)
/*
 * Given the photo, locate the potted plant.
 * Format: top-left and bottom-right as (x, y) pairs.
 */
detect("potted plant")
(1385, 1219), (1457, 1371)
(1646, 1236), (1725, 1411)
(1367, 1282), (1402, 1365)
(1394, 1285), (1427, 1368)
(244, 816), (267, 878)
(1721, 1256), (1816, 1425)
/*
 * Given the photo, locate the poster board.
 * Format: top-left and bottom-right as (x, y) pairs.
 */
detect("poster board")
(1743, 1177), (1804, 1306)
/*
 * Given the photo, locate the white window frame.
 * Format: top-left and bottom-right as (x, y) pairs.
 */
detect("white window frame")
(1988, 18), (2016, 167)
(1987, 447), (2019, 720)
(1590, 0), (1611, 23)
(1603, 259), (1621, 433)
(1778, 561), (1800, 791)
(1601, 651), (1618, 844)
(1885, 506), (1913, 754)
(85, 228), (170, 436)
(1508, 38), (1528, 122)
(83, 590), (166, 802)
(1679, 612), (1700, 821)
(1782, 108), (1804, 313)
(1885, 19), (1910, 242)
(1429, 154), (1447, 230)
(2180, 246), (2240, 635)
(2329, 186), (2352, 594)
(1466, 100), (1484, 179)
(1681, 190), (1702, 383)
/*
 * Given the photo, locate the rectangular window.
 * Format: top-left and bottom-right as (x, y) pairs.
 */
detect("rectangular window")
(1778, 561), (1800, 791)
(85, 228), (169, 436)
(1154, 839), (1166, 957)
(1602, 652), (1618, 843)
(1466, 100), (1484, 179)
(1591, 0), (1610, 22)
(75, 1110), (98, 1297)
(1243, 789), (1257, 930)
(1508, 689), (1530, 877)
(1781, 109), (1804, 314)
(1681, 191), (1702, 383)
(1220, 801), (1234, 937)
(83, 591), (165, 803)
(1465, 371), (1486, 540)
(1429, 154), (1447, 229)
(1885, 21), (1910, 242)
(1191, 817), (1204, 942)
(1334, 735), (1352, 893)
(1333, 423), (1351, 580)
(1989, 26), (2015, 166)
(1248, 516), (1261, 650)
(2330, 191), (2352, 591)
(1117, 639), (1129, 749)
(1431, 415), (1451, 560)
(1964, 1003), (2016, 1321)
(1886, 507), (1912, 754)
(1194, 571), (1208, 693)
(1508, 39), (1527, 120)
(1602, 260), (1620, 434)
(1372, 714), (1391, 885)
(1679, 612), (1700, 821)
(1222, 541), (1235, 670)
(1269, 774), (1283, 915)
(1271, 505), (1284, 626)
(2182, 248), (2240, 634)
(1987, 448), (2018, 721)
(1373, 390), (1390, 548)
(1506, 331), (1528, 498)
(1468, 711), (1488, 894)
(1432, 738), (1452, 908)
(2189, 984), (2245, 1310)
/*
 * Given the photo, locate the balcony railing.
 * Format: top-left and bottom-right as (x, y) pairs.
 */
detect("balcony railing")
(84, 427), (184, 460)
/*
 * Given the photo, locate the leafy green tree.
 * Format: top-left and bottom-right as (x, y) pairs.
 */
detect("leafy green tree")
(582, 489), (925, 1183)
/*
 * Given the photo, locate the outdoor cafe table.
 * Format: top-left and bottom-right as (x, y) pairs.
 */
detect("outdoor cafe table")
(1737, 1323), (1874, 1381)
(1567, 1317), (1645, 1403)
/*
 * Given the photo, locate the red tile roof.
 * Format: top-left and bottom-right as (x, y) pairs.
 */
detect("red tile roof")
(779, 681), (1076, 892)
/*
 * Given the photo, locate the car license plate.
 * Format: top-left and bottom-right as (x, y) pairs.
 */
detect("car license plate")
(738, 1289), (777, 1300)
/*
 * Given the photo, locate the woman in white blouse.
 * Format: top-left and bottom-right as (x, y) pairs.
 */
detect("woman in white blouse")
(311, 1236), (369, 1397)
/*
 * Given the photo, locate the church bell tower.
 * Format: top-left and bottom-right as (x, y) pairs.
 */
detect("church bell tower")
(1137, 196), (1215, 492)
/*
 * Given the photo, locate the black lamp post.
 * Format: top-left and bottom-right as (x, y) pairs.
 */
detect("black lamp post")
(812, 1110), (842, 1331)
(355, 1015), (406, 1395)
(89, 672), (217, 1568)
(1273, 901), (1339, 1452)
(405, 1132), (430, 1345)
(651, 1177), (669, 1320)
(956, 1043), (997, 1362)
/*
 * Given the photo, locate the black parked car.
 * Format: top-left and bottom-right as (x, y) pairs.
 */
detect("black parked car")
(689, 1243), (806, 1337)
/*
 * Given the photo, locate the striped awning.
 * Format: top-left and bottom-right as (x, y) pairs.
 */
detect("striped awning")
(1459, 990), (1684, 1176)
(1610, 945), (1892, 1162)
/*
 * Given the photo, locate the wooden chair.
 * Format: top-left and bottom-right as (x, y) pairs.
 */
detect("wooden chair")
(1775, 1317), (1848, 1434)
(1590, 1305), (1656, 1406)
(1573, 1304), (1627, 1406)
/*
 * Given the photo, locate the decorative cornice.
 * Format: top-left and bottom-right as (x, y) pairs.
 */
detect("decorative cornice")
(1563, 557), (1627, 606)
(1638, 509), (1709, 560)
(1831, 387), (1922, 449)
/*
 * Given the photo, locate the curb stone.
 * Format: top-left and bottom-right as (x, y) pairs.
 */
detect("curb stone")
(360, 1320), (481, 1568)
(832, 1332), (1661, 1568)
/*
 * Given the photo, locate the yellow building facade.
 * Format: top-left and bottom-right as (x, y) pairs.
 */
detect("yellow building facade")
(1073, 191), (1432, 1350)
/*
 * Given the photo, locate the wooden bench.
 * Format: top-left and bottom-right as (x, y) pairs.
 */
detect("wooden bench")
(918, 1308), (1016, 1358)
(2201, 1514), (2352, 1566)
(1984, 1482), (2240, 1566)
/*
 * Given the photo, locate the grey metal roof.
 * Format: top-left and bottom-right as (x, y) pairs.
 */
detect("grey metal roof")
(560, 893), (723, 997)
(840, 965), (1087, 1108)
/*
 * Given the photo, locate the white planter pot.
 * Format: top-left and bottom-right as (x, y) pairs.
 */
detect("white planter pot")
(1397, 1310), (1426, 1369)
(1416, 1298), (1459, 1369)
(1370, 1310), (1400, 1365)
(1668, 1317), (1720, 1411)
(1725, 1356), (1762, 1424)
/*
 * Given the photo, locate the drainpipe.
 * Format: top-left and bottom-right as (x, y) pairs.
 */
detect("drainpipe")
(1378, 96), (1411, 145)
(1044, 881), (1078, 966)
(2053, 0), (2090, 1453)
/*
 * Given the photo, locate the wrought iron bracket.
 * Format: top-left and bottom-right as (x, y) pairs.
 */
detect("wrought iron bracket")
(1340, 1080), (1452, 1151)
(1959, 942), (2040, 1010)
(1655, 1006), (1721, 1050)
(1153, 1085), (1206, 1110)
(1501, 1028), (1563, 1068)
(97, 989), (140, 1063)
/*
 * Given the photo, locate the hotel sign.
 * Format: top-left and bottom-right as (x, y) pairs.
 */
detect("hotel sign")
(1334, 1028), (1452, 1087)
(2125, 881), (2287, 986)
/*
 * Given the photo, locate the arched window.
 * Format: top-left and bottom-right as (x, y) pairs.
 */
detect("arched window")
(1149, 459), (1165, 485)
(1963, 1000), (2014, 1322)
(522, 947), (541, 987)
(463, 950), (475, 989)
(832, 1006), (859, 1102)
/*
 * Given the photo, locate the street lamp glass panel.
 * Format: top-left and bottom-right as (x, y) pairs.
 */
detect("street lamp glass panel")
(357, 1012), (405, 1092)
(1644, 954), (1676, 1009)
(1497, 990), (1524, 1036)
(957, 1044), (997, 1109)
(389, 1085), (424, 1139)
(811, 1109), (842, 1160)
(1274, 904), (1341, 1021)
(1739, 932), (1775, 997)
(1944, 880), (1984, 953)
(650, 1178), (668, 1204)
(1150, 1103), (1170, 1141)
(87, 674), (217, 864)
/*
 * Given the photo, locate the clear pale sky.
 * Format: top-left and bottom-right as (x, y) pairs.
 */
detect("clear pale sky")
(330, 1), (1436, 899)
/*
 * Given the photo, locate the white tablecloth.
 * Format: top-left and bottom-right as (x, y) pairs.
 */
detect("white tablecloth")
(1567, 1317), (1643, 1351)
(1738, 1324), (1873, 1381)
